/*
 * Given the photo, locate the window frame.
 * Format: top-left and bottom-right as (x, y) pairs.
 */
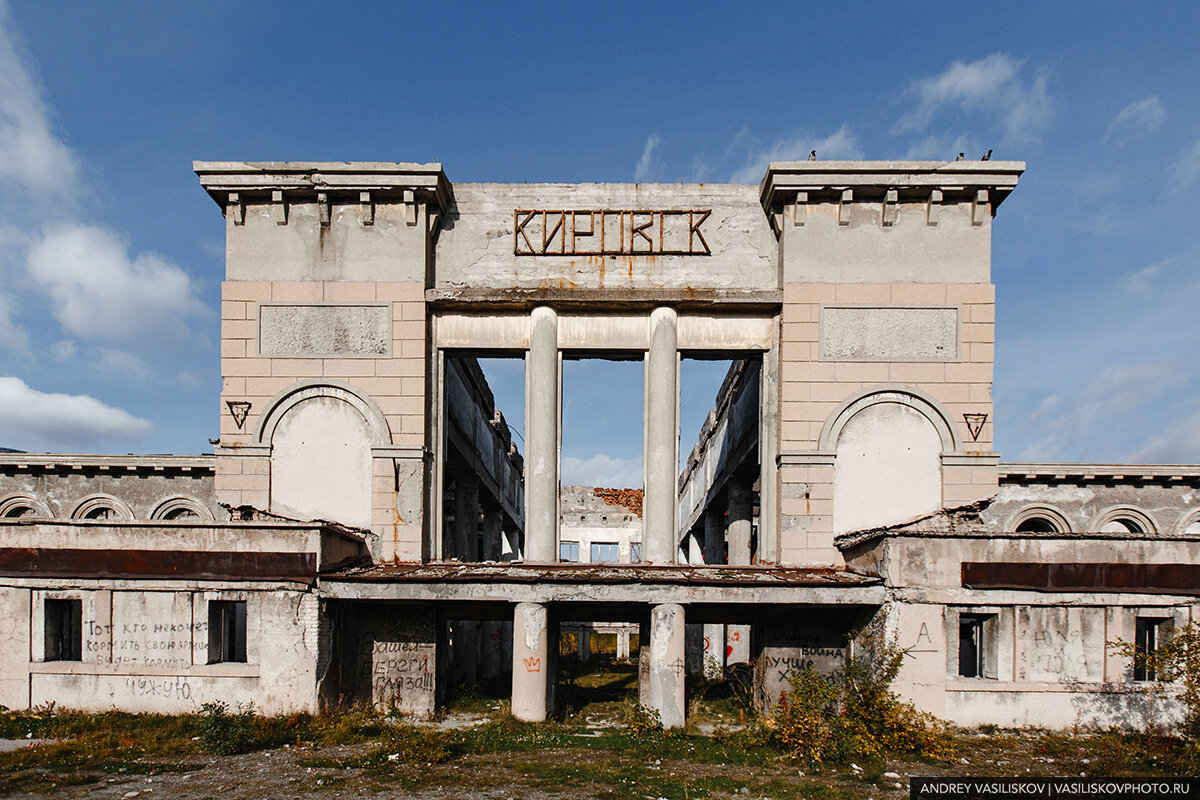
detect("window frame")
(44, 598), (82, 662)
(208, 599), (248, 664)
(590, 541), (620, 564)
(558, 540), (579, 563)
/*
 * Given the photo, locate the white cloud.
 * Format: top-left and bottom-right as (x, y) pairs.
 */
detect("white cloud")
(0, 0), (80, 197)
(50, 339), (74, 361)
(634, 134), (661, 181)
(1104, 96), (1166, 144)
(730, 126), (862, 183)
(93, 347), (149, 379)
(897, 53), (1052, 146)
(26, 223), (206, 346)
(1134, 408), (1200, 464)
(1170, 137), (1200, 191)
(0, 289), (28, 353)
(904, 133), (977, 161)
(561, 454), (642, 489)
(0, 376), (151, 451)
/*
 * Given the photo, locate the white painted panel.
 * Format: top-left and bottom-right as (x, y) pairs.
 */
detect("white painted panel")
(833, 402), (942, 534)
(436, 314), (530, 349)
(270, 396), (372, 529)
(821, 306), (958, 361)
(677, 315), (773, 350)
(558, 314), (648, 349)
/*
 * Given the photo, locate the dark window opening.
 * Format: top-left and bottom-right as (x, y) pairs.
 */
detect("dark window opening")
(209, 600), (247, 663)
(1134, 617), (1171, 682)
(1015, 516), (1058, 533)
(45, 598), (82, 662)
(958, 614), (987, 678)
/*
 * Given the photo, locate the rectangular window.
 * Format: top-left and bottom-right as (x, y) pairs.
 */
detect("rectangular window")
(208, 600), (247, 663)
(1134, 617), (1172, 682)
(44, 599), (82, 662)
(630, 543), (642, 563)
(590, 542), (619, 564)
(559, 541), (579, 562)
(958, 614), (988, 678)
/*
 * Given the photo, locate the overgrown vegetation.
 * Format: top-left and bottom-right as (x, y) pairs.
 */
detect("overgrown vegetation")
(764, 639), (956, 765)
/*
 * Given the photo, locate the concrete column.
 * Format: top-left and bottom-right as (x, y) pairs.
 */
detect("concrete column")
(686, 531), (703, 565)
(727, 484), (753, 566)
(512, 602), (551, 722)
(703, 508), (725, 565)
(617, 628), (630, 660)
(648, 603), (686, 728)
(452, 476), (479, 561)
(703, 622), (727, 678)
(644, 307), (678, 564)
(481, 620), (502, 679)
(526, 306), (559, 562)
(482, 508), (503, 562)
(577, 628), (590, 661)
(727, 624), (751, 665)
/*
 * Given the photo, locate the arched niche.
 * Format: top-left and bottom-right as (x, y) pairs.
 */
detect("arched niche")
(258, 382), (389, 530)
(1007, 505), (1071, 534)
(150, 496), (215, 521)
(829, 390), (947, 535)
(0, 494), (52, 519)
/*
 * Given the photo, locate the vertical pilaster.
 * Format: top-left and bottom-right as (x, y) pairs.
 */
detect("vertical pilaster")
(648, 603), (686, 728)
(526, 306), (559, 562)
(644, 307), (678, 564)
(512, 602), (551, 721)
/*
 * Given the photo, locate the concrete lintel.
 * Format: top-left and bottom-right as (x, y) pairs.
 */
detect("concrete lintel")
(318, 580), (886, 606)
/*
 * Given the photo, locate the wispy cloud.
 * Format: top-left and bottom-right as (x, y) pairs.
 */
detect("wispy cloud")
(634, 134), (661, 181)
(562, 454), (642, 489)
(1170, 137), (1200, 191)
(729, 125), (862, 183)
(1104, 95), (1166, 144)
(897, 53), (1052, 147)
(0, 376), (152, 451)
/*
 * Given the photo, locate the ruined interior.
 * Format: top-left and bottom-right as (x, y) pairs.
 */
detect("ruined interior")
(1, 159), (1197, 730)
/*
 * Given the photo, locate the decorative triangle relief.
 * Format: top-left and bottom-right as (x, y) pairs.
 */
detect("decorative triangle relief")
(963, 413), (988, 442)
(226, 401), (251, 430)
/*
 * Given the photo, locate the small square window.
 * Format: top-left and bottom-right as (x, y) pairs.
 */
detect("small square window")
(590, 542), (619, 564)
(209, 600), (247, 663)
(559, 541), (579, 562)
(45, 599), (82, 662)
(1134, 617), (1172, 682)
(958, 613), (996, 679)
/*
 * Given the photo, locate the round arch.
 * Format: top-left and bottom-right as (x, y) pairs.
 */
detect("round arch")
(0, 493), (52, 519)
(1088, 505), (1159, 536)
(1176, 509), (1200, 537)
(254, 379), (392, 447)
(818, 385), (959, 454)
(1006, 505), (1071, 533)
(150, 496), (216, 521)
(71, 494), (134, 521)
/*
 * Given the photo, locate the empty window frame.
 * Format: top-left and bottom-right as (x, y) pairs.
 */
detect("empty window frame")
(208, 600), (247, 663)
(630, 542), (643, 563)
(958, 613), (995, 679)
(1133, 616), (1172, 682)
(590, 542), (619, 564)
(44, 598), (82, 662)
(559, 541), (580, 562)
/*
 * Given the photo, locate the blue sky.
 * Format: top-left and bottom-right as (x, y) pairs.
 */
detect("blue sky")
(0, 2), (1197, 477)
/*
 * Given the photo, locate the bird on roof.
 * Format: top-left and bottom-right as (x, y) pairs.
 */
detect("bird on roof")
(809, 150), (816, 161)
(956, 153), (965, 161)
(982, 149), (992, 161)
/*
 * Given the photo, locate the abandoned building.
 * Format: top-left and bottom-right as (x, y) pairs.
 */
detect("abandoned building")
(1, 159), (1198, 730)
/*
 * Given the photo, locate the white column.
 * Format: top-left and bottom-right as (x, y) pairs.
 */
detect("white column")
(727, 483), (753, 566)
(512, 602), (551, 721)
(703, 623), (727, 679)
(644, 307), (678, 564)
(526, 306), (559, 562)
(648, 603), (686, 728)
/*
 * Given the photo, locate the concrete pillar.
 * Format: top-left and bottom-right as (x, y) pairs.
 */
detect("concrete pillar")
(617, 628), (630, 660)
(648, 603), (686, 728)
(577, 627), (590, 661)
(526, 306), (559, 563)
(481, 620), (502, 679)
(703, 508), (725, 565)
(482, 508), (503, 562)
(453, 476), (479, 561)
(512, 602), (552, 721)
(686, 531), (703, 565)
(727, 484), (753, 566)
(644, 307), (678, 564)
(727, 624), (751, 665)
(703, 622), (727, 678)
(637, 620), (650, 706)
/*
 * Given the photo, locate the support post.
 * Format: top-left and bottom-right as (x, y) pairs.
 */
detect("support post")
(727, 483), (753, 566)
(648, 603), (686, 728)
(452, 476), (479, 561)
(512, 602), (551, 721)
(526, 307), (559, 562)
(703, 508), (724, 565)
(644, 307), (678, 564)
(482, 508), (503, 562)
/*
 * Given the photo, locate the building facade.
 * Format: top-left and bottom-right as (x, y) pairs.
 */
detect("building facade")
(1, 159), (1197, 729)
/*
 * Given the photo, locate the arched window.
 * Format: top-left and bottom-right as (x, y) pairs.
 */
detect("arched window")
(150, 497), (214, 521)
(1090, 506), (1157, 536)
(0, 494), (50, 518)
(71, 495), (134, 521)
(1008, 506), (1070, 534)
